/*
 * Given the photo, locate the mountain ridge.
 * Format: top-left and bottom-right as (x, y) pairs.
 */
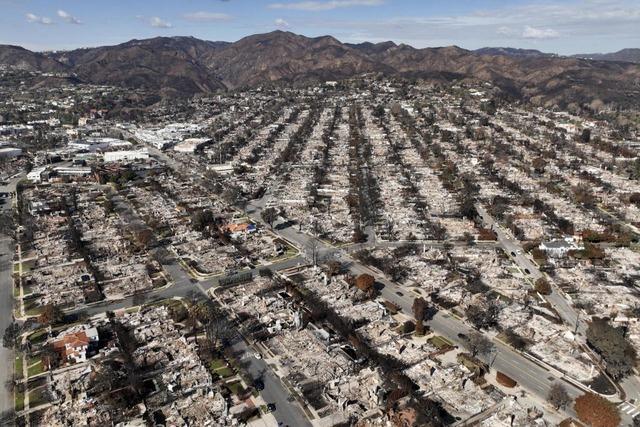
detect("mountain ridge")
(474, 47), (557, 58)
(2, 31), (639, 108)
(572, 48), (640, 64)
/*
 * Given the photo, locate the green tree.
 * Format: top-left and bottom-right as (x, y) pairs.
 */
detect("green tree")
(38, 304), (65, 325)
(534, 278), (552, 295)
(547, 383), (571, 410)
(466, 301), (501, 330)
(586, 319), (636, 380)
(2, 322), (22, 349)
(466, 332), (494, 357)
(261, 207), (278, 229)
(412, 298), (427, 336)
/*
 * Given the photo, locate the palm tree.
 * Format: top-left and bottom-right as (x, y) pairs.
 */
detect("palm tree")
(186, 301), (216, 344)
(412, 298), (427, 336)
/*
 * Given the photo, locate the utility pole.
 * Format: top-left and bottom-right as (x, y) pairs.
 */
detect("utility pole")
(490, 349), (498, 368)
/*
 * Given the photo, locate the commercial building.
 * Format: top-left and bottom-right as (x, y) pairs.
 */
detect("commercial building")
(68, 137), (132, 152)
(103, 149), (150, 163)
(173, 137), (211, 153)
(0, 147), (22, 158)
(27, 166), (48, 183)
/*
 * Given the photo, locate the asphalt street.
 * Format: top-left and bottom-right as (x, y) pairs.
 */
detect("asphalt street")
(247, 191), (594, 417)
(475, 205), (580, 331)
(0, 176), (20, 420)
(143, 147), (637, 423)
(68, 253), (310, 427)
(233, 340), (312, 427)
(345, 256), (585, 410)
(475, 204), (640, 406)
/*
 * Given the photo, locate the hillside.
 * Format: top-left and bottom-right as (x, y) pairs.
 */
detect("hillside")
(1, 32), (639, 107)
(573, 48), (640, 64)
(474, 47), (556, 59)
(0, 45), (67, 73)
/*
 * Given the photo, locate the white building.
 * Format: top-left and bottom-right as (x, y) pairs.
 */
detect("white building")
(27, 166), (48, 183)
(539, 236), (584, 258)
(53, 166), (93, 178)
(68, 137), (131, 152)
(0, 147), (22, 158)
(104, 149), (150, 163)
(174, 137), (210, 153)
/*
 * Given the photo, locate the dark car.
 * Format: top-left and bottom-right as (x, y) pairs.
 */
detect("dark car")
(267, 403), (277, 412)
(275, 220), (296, 230)
(254, 379), (265, 391)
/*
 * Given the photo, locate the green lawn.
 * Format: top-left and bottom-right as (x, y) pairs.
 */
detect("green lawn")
(208, 358), (237, 379)
(27, 329), (48, 345)
(226, 381), (244, 396)
(28, 387), (49, 408)
(27, 357), (44, 377)
(14, 356), (23, 380)
(209, 358), (227, 370)
(14, 391), (24, 412)
(428, 335), (454, 350)
(23, 299), (44, 316)
(21, 261), (34, 273)
(268, 246), (298, 262)
(216, 366), (234, 378)
(146, 298), (185, 311)
(25, 306), (44, 316)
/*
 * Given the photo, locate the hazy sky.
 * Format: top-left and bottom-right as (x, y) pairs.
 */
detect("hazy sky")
(0, 0), (638, 54)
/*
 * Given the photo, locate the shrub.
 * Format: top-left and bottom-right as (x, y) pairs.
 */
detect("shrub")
(477, 228), (497, 241)
(496, 371), (517, 388)
(586, 319), (636, 380)
(383, 300), (400, 315)
(547, 383), (571, 410)
(355, 274), (375, 297)
(574, 392), (620, 427)
(401, 321), (415, 334)
(534, 278), (552, 295)
(503, 328), (530, 351)
(258, 268), (273, 278)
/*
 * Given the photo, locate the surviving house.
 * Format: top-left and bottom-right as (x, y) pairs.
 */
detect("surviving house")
(539, 237), (583, 258)
(53, 327), (99, 364)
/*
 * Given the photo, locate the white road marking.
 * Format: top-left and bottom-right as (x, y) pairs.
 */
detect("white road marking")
(618, 402), (640, 418)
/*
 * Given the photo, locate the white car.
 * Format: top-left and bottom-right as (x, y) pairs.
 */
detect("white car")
(253, 352), (262, 360)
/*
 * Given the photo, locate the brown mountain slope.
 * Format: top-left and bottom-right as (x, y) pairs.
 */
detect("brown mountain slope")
(0, 45), (67, 73)
(48, 37), (228, 95)
(202, 31), (393, 88)
(1, 31), (639, 107)
(573, 48), (640, 64)
(360, 41), (640, 107)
